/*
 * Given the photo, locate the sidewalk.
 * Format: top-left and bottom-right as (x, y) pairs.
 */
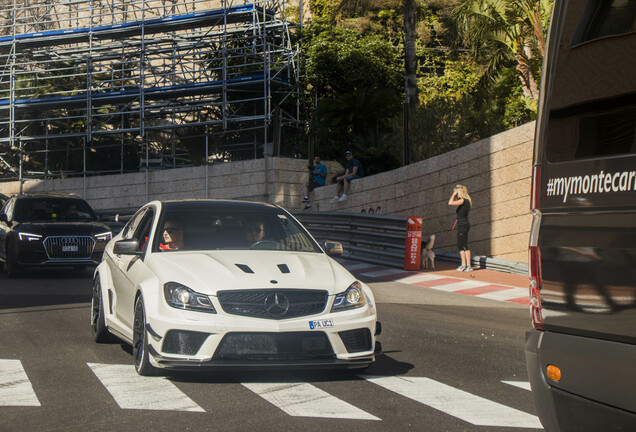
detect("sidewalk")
(337, 258), (531, 305)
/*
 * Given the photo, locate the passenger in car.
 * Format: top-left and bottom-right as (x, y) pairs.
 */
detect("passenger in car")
(162, 218), (186, 250)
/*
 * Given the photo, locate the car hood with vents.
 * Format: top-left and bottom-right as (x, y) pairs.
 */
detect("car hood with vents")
(146, 250), (354, 295)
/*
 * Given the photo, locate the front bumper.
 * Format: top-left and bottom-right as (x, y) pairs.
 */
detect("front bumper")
(15, 240), (106, 267)
(525, 329), (636, 432)
(144, 301), (380, 370)
(148, 340), (382, 371)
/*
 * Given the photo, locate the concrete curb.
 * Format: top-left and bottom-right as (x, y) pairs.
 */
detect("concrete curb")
(435, 251), (528, 276)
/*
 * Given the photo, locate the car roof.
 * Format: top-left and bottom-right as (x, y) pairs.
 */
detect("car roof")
(14, 193), (83, 200)
(159, 199), (282, 212)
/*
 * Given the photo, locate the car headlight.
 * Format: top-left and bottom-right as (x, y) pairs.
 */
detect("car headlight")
(163, 282), (216, 314)
(18, 232), (42, 242)
(331, 281), (367, 312)
(94, 231), (112, 242)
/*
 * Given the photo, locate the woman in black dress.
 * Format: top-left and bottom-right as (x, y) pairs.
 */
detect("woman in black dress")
(448, 185), (473, 271)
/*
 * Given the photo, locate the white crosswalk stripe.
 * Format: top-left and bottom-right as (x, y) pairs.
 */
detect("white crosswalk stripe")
(477, 287), (529, 301)
(502, 380), (532, 391)
(5, 359), (540, 427)
(242, 381), (380, 420)
(87, 363), (204, 412)
(393, 273), (446, 284)
(363, 375), (543, 429)
(0, 359), (40, 407)
(425, 280), (487, 292)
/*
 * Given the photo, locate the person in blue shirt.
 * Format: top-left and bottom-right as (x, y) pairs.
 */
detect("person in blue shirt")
(331, 150), (364, 202)
(302, 155), (327, 210)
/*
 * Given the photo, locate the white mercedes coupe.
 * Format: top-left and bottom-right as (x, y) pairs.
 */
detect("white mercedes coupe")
(91, 200), (381, 375)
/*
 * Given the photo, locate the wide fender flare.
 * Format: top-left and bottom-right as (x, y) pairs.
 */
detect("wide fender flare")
(135, 270), (163, 317)
(93, 262), (114, 318)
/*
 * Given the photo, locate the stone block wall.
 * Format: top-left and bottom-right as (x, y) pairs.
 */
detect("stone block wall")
(310, 122), (535, 263)
(0, 122), (535, 263)
(0, 158), (303, 210)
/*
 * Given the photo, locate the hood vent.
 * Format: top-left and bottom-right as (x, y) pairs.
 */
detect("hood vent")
(235, 264), (254, 274)
(277, 264), (290, 274)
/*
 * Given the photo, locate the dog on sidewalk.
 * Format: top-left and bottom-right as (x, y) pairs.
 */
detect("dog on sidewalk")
(420, 234), (436, 270)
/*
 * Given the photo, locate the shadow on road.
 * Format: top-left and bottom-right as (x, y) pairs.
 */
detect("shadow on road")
(155, 351), (414, 385)
(0, 266), (93, 310)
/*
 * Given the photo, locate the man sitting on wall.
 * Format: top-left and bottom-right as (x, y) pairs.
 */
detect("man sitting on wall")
(330, 150), (364, 202)
(302, 155), (327, 210)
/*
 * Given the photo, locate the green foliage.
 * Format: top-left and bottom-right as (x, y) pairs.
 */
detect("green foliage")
(418, 58), (481, 103)
(310, 0), (336, 19)
(305, 23), (402, 97)
(453, 0), (553, 101)
(303, 22), (403, 169)
(299, 0), (549, 171)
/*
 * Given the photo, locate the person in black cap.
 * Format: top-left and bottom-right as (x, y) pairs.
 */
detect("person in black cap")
(330, 150), (364, 202)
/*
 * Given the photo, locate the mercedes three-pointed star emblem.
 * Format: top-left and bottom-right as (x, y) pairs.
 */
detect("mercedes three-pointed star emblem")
(264, 293), (290, 317)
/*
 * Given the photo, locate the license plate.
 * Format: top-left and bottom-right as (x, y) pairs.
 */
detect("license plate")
(62, 245), (78, 252)
(309, 319), (333, 330)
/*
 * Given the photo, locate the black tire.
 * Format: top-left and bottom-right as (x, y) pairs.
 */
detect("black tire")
(6, 242), (21, 278)
(132, 296), (158, 376)
(91, 278), (110, 343)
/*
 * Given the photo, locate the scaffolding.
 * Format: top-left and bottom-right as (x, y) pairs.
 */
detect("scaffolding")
(0, 0), (302, 181)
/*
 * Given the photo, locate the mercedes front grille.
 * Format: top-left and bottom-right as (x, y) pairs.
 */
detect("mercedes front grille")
(217, 289), (328, 320)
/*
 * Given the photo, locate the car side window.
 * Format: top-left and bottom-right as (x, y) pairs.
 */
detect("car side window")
(122, 209), (147, 240)
(4, 199), (15, 220)
(134, 210), (155, 252)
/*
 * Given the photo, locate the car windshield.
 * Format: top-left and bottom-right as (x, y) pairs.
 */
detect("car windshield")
(13, 197), (96, 222)
(155, 207), (320, 253)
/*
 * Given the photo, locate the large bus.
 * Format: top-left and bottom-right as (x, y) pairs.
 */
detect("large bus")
(525, 1), (636, 430)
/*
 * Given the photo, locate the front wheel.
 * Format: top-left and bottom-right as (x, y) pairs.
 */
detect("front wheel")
(91, 278), (110, 343)
(132, 296), (158, 376)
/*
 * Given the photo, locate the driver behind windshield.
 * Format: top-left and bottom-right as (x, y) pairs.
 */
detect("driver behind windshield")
(65, 202), (90, 219)
(243, 218), (266, 246)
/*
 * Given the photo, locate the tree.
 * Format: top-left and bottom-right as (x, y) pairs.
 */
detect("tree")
(454, 0), (552, 102)
(304, 22), (403, 166)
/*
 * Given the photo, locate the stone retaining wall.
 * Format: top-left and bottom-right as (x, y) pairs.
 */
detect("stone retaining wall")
(0, 122), (535, 263)
(310, 121), (535, 263)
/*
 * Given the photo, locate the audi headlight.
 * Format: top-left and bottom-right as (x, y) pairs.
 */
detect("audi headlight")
(163, 282), (217, 314)
(94, 231), (112, 242)
(18, 232), (42, 242)
(331, 281), (367, 312)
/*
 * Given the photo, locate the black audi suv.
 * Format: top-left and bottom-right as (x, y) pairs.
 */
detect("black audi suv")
(0, 193), (112, 277)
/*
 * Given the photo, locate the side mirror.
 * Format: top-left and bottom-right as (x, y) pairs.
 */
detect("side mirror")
(113, 239), (143, 256)
(323, 240), (343, 256)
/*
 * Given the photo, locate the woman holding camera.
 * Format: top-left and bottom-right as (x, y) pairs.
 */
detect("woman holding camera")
(448, 185), (473, 271)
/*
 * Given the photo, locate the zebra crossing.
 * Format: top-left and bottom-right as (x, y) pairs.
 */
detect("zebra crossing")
(338, 260), (531, 305)
(0, 359), (543, 429)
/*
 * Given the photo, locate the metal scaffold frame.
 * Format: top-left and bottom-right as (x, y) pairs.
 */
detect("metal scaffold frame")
(0, 0), (301, 182)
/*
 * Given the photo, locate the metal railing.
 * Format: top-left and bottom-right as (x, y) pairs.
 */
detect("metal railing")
(293, 212), (410, 268)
